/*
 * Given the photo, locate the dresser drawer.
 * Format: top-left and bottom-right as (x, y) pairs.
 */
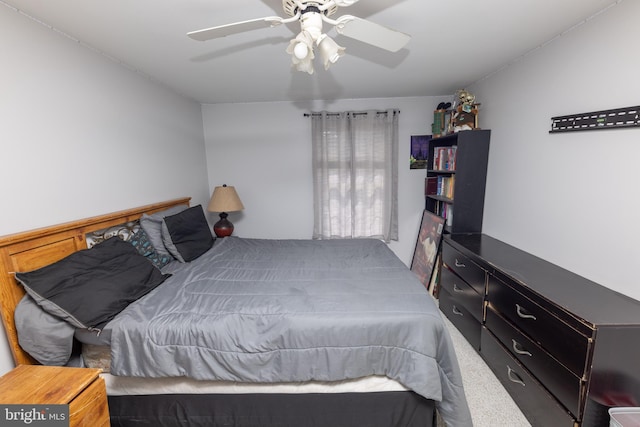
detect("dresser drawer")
(487, 275), (590, 377)
(486, 306), (583, 418)
(439, 266), (483, 323)
(441, 243), (485, 295)
(439, 288), (481, 350)
(480, 327), (576, 427)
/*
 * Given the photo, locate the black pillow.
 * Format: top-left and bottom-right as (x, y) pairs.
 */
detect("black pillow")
(15, 237), (170, 330)
(161, 205), (214, 262)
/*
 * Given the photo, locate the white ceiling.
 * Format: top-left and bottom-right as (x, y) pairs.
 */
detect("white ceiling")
(5, 0), (619, 104)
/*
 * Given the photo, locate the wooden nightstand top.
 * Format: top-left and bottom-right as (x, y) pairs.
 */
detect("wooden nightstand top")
(0, 365), (102, 403)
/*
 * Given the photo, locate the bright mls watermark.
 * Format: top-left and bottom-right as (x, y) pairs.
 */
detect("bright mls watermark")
(0, 405), (68, 426)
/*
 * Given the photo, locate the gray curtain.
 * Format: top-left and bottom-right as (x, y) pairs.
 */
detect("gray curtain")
(311, 109), (399, 242)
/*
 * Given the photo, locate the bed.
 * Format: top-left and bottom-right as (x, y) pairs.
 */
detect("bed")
(0, 198), (471, 427)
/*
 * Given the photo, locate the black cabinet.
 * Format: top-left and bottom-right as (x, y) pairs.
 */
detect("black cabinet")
(441, 233), (640, 427)
(425, 130), (490, 234)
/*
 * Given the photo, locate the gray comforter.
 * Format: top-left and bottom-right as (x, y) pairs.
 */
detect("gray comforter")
(107, 237), (472, 426)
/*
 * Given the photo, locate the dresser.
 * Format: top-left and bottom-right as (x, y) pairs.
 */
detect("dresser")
(0, 365), (110, 427)
(440, 233), (640, 427)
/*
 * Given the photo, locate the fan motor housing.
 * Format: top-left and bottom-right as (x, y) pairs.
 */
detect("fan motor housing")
(283, 0), (338, 17)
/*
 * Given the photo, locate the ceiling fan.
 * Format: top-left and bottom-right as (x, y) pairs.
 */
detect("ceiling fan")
(187, 0), (411, 74)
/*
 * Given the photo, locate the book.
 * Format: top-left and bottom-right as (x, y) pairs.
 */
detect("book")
(433, 146), (457, 171)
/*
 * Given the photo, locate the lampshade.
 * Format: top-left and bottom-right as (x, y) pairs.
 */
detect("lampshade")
(207, 185), (244, 213)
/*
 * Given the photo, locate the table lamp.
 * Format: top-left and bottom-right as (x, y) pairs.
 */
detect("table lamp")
(207, 184), (244, 237)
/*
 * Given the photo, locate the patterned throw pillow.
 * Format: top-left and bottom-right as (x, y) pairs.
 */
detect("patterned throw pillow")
(129, 228), (172, 269)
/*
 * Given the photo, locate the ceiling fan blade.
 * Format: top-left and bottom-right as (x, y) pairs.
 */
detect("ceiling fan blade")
(187, 17), (284, 41)
(334, 15), (410, 52)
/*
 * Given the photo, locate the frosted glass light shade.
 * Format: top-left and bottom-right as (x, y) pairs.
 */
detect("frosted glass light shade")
(317, 34), (345, 70)
(287, 31), (315, 74)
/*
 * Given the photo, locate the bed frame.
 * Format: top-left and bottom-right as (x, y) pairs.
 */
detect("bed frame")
(0, 197), (191, 366)
(0, 198), (436, 427)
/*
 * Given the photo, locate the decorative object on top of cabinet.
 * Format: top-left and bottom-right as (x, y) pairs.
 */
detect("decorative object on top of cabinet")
(452, 105), (479, 132)
(453, 89), (475, 110)
(550, 105), (640, 133)
(451, 89), (479, 132)
(431, 101), (452, 138)
(425, 129), (490, 234)
(410, 210), (445, 292)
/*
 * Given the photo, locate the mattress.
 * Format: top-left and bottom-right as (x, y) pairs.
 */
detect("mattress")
(102, 373), (410, 396)
(80, 237), (471, 426)
(83, 344), (410, 396)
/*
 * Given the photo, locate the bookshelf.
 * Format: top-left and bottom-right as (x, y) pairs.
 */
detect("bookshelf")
(425, 130), (490, 234)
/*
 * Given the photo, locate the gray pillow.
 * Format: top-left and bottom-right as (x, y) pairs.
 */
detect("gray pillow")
(139, 205), (187, 257)
(14, 295), (75, 366)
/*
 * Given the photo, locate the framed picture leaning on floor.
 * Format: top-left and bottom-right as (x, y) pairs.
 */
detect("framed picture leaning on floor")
(411, 210), (445, 293)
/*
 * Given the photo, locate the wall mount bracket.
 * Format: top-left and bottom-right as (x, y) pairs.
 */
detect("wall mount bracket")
(550, 106), (640, 133)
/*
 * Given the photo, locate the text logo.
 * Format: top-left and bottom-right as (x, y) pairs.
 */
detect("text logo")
(0, 405), (68, 426)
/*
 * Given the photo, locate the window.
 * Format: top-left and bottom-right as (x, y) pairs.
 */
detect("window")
(311, 110), (399, 242)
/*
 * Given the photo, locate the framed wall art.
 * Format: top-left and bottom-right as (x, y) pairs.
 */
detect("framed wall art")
(410, 134), (431, 169)
(411, 210), (445, 293)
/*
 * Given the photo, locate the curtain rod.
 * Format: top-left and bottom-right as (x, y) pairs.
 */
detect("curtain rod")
(304, 110), (400, 117)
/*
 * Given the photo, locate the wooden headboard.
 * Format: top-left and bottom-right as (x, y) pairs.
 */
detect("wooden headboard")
(0, 197), (191, 366)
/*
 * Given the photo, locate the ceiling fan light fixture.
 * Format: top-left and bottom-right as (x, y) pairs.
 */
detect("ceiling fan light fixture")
(188, 0), (410, 74)
(286, 31), (315, 74)
(316, 34), (345, 70)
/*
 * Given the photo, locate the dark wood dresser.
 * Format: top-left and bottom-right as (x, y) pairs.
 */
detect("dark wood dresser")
(440, 233), (640, 427)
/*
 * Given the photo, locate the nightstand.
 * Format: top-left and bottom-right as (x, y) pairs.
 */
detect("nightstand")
(0, 365), (110, 427)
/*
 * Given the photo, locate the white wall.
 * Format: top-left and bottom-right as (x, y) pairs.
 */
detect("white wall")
(202, 97), (442, 266)
(471, 0), (640, 300)
(0, 6), (209, 374)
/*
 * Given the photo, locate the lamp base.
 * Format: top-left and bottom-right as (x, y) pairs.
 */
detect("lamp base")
(213, 212), (234, 238)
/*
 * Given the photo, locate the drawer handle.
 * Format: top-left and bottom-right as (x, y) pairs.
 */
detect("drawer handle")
(507, 365), (526, 387)
(453, 283), (464, 293)
(515, 304), (536, 320)
(454, 259), (466, 268)
(452, 305), (464, 317)
(512, 339), (532, 357)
